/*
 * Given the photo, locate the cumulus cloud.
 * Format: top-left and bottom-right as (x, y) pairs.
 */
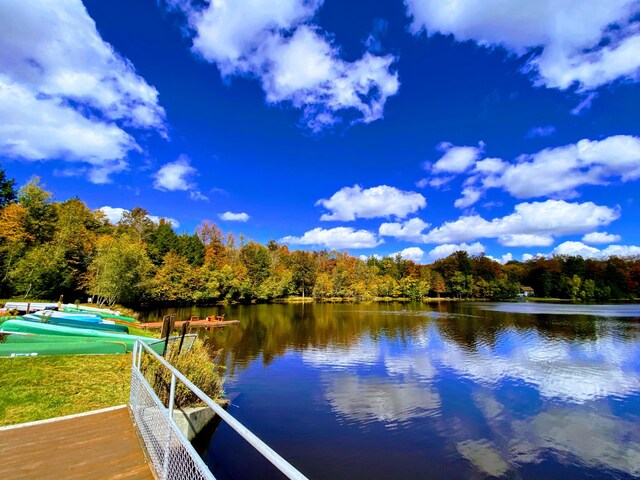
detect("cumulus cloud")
(422, 200), (619, 246)
(317, 185), (426, 221)
(431, 142), (483, 174)
(391, 247), (426, 263)
(98, 206), (179, 228)
(280, 227), (382, 250)
(0, 0), (166, 182)
(405, 0), (640, 92)
(168, 0), (399, 131)
(219, 211), (250, 222)
(582, 232), (622, 244)
(445, 135), (640, 208)
(454, 187), (482, 209)
(427, 242), (485, 261)
(552, 241), (640, 259)
(153, 155), (208, 200)
(379, 217), (430, 242)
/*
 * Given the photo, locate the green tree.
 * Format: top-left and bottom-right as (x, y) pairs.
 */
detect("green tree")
(88, 235), (154, 305)
(0, 166), (16, 207)
(288, 250), (317, 298)
(18, 177), (56, 245)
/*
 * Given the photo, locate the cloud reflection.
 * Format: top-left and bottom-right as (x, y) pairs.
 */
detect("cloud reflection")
(301, 323), (640, 476)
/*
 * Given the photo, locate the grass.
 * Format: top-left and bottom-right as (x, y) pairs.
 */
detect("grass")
(0, 354), (132, 426)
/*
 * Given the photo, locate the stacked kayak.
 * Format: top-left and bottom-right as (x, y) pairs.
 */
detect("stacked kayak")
(0, 301), (160, 358)
(62, 306), (136, 323)
(0, 320), (164, 354)
(23, 311), (130, 334)
(0, 334), (128, 357)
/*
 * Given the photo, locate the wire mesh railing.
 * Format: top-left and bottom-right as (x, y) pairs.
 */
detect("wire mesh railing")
(130, 339), (309, 480)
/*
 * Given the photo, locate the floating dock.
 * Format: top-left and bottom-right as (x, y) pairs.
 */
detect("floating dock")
(141, 318), (240, 330)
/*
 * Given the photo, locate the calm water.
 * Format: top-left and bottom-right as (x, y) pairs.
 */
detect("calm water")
(142, 303), (640, 479)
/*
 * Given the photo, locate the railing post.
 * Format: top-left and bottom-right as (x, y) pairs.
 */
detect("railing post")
(162, 373), (177, 479)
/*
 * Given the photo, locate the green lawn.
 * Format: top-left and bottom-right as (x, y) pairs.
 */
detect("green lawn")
(0, 354), (132, 427)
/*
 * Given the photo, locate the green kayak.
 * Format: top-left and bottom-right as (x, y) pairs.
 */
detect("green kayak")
(22, 314), (130, 334)
(62, 306), (136, 323)
(3, 334), (111, 344)
(0, 339), (128, 357)
(0, 320), (164, 354)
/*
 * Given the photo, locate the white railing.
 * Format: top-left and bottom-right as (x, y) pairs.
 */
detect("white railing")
(130, 339), (309, 480)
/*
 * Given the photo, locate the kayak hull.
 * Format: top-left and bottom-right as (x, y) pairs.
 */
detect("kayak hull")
(0, 320), (163, 354)
(0, 339), (128, 357)
(22, 314), (130, 334)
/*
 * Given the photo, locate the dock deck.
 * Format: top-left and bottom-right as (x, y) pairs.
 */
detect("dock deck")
(142, 319), (240, 329)
(0, 405), (153, 480)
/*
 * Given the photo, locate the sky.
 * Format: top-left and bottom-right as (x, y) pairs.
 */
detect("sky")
(1, 0), (640, 264)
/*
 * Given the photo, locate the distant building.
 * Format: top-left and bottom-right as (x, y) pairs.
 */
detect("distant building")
(520, 286), (535, 297)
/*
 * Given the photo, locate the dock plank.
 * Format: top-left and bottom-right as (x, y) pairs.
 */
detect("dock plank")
(0, 406), (154, 480)
(142, 319), (240, 329)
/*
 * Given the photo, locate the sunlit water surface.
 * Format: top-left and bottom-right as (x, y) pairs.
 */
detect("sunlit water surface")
(141, 303), (640, 479)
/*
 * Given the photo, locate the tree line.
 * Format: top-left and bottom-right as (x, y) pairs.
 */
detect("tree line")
(0, 174), (639, 306)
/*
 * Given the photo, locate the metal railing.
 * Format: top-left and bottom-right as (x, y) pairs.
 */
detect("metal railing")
(130, 339), (309, 480)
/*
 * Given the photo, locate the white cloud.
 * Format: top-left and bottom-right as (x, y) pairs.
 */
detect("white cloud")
(98, 206), (179, 228)
(427, 242), (485, 261)
(422, 200), (619, 246)
(379, 217), (430, 242)
(432, 142), (482, 174)
(582, 232), (622, 244)
(154, 155), (197, 191)
(170, 0), (399, 131)
(280, 227), (382, 250)
(448, 136), (640, 207)
(486, 252), (514, 264)
(500, 136), (640, 199)
(317, 185), (426, 221)
(391, 247), (426, 263)
(0, 0), (166, 182)
(499, 234), (554, 247)
(552, 241), (640, 259)
(219, 211), (250, 222)
(405, 0), (640, 92)
(454, 187), (482, 209)
(189, 190), (209, 201)
(571, 92), (598, 115)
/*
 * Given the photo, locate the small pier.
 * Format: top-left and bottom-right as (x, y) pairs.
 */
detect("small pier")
(141, 316), (240, 330)
(1, 340), (307, 480)
(0, 405), (152, 479)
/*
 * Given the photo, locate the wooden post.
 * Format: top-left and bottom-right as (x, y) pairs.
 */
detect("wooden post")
(177, 320), (191, 354)
(26, 302), (30, 314)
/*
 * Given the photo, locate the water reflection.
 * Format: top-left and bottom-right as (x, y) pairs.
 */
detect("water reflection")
(145, 302), (640, 478)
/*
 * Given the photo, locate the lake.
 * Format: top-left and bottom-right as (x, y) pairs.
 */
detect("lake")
(141, 302), (640, 479)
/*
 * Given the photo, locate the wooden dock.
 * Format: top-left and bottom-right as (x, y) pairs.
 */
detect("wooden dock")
(0, 405), (153, 480)
(142, 318), (240, 330)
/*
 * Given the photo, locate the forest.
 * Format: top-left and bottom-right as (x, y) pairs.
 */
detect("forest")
(1, 173), (639, 306)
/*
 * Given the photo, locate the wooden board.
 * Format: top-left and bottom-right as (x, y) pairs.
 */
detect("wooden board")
(0, 406), (153, 479)
(142, 319), (240, 330)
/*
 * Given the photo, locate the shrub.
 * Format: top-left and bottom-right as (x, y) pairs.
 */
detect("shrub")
(142, 339), (225, 408)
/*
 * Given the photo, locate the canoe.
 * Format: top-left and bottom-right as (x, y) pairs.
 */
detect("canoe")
(3, 302), (58, 312)
(0, 339), (128, 357)
(62, 307), (136, 323)
(22, 314), (130, 334)
(30, 310), (103, 322)
(4, 333), (114, 344)
(0, 320), (164, 354)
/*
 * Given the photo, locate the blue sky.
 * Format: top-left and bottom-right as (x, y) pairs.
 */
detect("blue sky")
(1, 0), (640, 263)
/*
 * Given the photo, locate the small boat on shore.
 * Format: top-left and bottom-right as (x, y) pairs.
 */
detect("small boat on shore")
(22, 313), (130, 334)
(0, 336), (128, 357)
(0, 320), (163, 353)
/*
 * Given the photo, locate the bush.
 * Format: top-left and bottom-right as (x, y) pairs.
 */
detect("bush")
(142, 339), (225, 408)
